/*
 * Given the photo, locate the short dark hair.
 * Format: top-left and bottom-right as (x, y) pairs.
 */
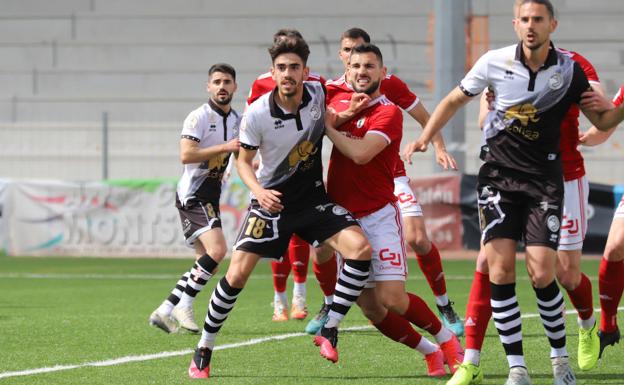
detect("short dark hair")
(208, 63), (236, 81)
(341, 28), (371, 43)
(268, 37), (310, 65)
(273, 28), (304, 43)
(351, 43), (383, 65)
(519, 0), (555, 18)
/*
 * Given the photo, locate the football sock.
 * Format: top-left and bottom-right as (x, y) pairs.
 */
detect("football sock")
(491, 282), (525, 368)
(178, 254), (217, 308)
(198, 277), (242, 349)
(534, 280), (567, 358)
(599, 258), (624, 333)
(325, 259), (370, 328)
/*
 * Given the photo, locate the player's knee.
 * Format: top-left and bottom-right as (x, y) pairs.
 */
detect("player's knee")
(206, 245), (227, 262)
(605, 236), (624, 261)
(406, 232), (430, 255)
(357, 302), (386, 323)
(529, 270), (556, 288)
(556, 267), (580, 291)
(489, 266), (514, 284)
(350, 240), (372, 261)
(379, 294), (405, 314)
(225, 267), (250, 288)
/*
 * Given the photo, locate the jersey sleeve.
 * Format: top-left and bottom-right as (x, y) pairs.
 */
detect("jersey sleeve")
(181, 110), (202, 142)
(246, 79), (271, 106)
(613, 86), (624, 107)
(367, 106), (403, 144)
(459, 51), (491, 97)
(572, 52), (600, 84)
(384, 75), (419, 111)
(569, 62), (592, 104)
(328, 96), (350, 113)
(239, 111), (260, 149)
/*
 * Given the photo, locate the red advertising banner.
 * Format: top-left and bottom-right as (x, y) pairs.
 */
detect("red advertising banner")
(409, 174), (462, 250)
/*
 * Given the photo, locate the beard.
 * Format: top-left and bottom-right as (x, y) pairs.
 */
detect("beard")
(212, 93), (232, 105)
(278, 78), (299, 97)
(351, 78), (380, 96)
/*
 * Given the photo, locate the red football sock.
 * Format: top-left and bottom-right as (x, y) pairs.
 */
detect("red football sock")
(566, 272), (594, 321)
(599, 258), (624, 333)
(465, 270), (492, 351)
(289, 235), (310, 284)
(374, 310), (422, 349)
(271, 249), (291, 293)
(402, 292), (442, 335)
(313, 253), (337, 297)
(416, 243), (447, 296)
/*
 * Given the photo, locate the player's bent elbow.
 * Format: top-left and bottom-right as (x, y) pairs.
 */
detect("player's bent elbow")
(180, 152), (194, 164)
(352, 153), (373, 165)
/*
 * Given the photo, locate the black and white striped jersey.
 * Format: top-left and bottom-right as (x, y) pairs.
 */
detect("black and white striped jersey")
(460, 42), (590, 177)
(177, 99), (240, 206)
(239, 81), (327, 211)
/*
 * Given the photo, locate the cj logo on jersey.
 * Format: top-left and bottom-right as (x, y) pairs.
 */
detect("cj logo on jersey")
(503, 103), (540, 141)
(288, 140), (318, 167)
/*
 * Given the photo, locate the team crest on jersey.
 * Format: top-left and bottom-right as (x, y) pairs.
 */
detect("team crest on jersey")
(208, 114), (218, 124)
(547, 215), (561, 232)
(356, 117), (366, 128)
(548, 73), (563, 90)
(309, 104), (321, 121)
(185, 115), (199, 132)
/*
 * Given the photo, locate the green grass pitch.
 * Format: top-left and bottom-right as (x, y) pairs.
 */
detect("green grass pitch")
(0, 255), (622, 384)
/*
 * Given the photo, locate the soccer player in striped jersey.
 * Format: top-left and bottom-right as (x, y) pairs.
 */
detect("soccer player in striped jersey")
(149, 63), (240, 334)
(447, 3), (615, 383)
(404, 1), (624, 384)
(188, 37), (372, 378)
(247, 29), (332, 324)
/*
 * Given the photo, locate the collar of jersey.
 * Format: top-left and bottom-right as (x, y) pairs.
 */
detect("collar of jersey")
(268, 84), (312, 120)
(208, 98), (234, 118)
(366, 94), (387, 108)
(515, 41), (558, 71)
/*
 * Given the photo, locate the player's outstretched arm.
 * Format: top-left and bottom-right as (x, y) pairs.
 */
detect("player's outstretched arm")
(402, 86), (471, 164)
(581, 91), (624, 132)
(407, 102), (457, 170)
(180, 137), (240, 164)
(236, 146), (283, 213)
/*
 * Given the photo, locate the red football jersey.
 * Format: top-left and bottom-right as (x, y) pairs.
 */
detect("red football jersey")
(557, 48), (600, 181)
(246, 71), (325, 106)
(326, 73), (418, 178)
(326, 95), (402, 218)
(614, 85), (624, 107)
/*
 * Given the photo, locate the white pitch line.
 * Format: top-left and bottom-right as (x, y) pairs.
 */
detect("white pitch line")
(0, 326), (371, 379)
(1, 308), (622, 380)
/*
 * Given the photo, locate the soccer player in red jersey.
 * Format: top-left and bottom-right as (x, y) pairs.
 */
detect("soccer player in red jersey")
(312, 27), (464, 337)
(323, 43), (464, 377)
(578, 84), (624, 361)
(247, 29), (333, 323)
